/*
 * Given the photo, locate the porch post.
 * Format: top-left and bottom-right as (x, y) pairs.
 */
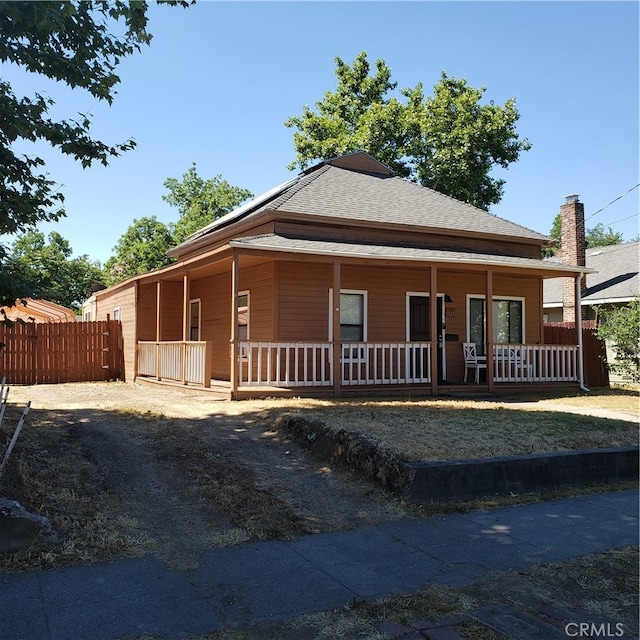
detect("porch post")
(230, 249), (239, 398)
(182, 272), (189, 384)
(182, 273), (189, 342)
(430, 265), (438, 395)
(575, 272), (587, 390)
(486, 269), (494, 391)
(133, 280), (140, 381)
(332, 260), (341, 398)
(155, 280), (162, 381)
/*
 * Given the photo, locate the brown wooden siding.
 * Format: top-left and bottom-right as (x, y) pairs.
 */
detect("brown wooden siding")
(276, 261), (544, 383)
(136, 282), (157, 341)
(274, 220), (542, 259)
(191, 272), (231, 380)
(240, 262), (275, 341)
(278, 262), (332, 341)
(95, 285), (136, 381)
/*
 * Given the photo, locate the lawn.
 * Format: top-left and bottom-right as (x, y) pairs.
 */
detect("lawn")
(0, 382), (637, 573)
(258, 388), (638, 462)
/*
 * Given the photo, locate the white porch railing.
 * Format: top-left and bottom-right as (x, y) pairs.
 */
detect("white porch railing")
(493, 344), (578, 383)
(137, 341), (212, 387)
(239, 342), (332, 387)
(341, 342), (431, 386)
(238, 342), (432, 388)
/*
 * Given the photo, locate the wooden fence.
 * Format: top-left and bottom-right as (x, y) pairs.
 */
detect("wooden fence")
(543, 321), (609, 388)
(0, 320), (124, 385)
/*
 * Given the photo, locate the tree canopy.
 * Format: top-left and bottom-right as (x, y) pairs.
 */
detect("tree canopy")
(103, 165), (253, 286)
(547, 215), (624, 255)
(0, 0), (188, 306)
(8, 230), (104, 309)
(285, 52), (531, 210)
(596, 297), (640, 383)
(104, 216), (175, 285)
(163, 164), (253, 246)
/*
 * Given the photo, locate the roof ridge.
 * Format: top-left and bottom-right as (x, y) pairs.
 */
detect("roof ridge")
(588, 239), (639, 252)
(269, 165), (332, 210)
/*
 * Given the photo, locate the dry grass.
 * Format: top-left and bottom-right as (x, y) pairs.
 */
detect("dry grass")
(0, 383), (637, 573)
(260, 393), (638, 462)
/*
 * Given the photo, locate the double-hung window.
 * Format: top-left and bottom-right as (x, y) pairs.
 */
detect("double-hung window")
(467, 295), (525, 352)
(189, 299), (201, 341)
(329, 289), (367, 361)
(237, 291), (249, 358)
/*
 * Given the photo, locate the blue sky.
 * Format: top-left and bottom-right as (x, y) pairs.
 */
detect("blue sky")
(3, 1), (639, 263)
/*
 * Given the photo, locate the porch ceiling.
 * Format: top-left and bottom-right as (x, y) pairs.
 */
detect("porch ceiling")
(229, 234), (594, 279)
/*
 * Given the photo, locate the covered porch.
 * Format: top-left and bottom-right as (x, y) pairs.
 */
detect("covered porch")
(131, 237), (589, 399)
(136, 338), (579, 398)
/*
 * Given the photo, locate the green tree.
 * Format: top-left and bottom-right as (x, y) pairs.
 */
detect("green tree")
(596, 298), (640, 383)
(9, 230), (104, 309)
(0, 1), (188, 304)
(285, 52), (530, 210)
(163, 164), (253, 245)
(104, 216), (175, 285)
(546, 215), (624, 256)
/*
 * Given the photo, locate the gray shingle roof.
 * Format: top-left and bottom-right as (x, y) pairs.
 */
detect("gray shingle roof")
(175, 152), (549, 250)
(543, 241), (640, 306)
(230, 234), (586, 275)
(265, 165), (548, 240)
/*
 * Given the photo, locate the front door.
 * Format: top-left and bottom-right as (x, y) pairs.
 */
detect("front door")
(408, 294), (446, 381)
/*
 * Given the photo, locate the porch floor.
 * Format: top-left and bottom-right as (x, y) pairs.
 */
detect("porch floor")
(136, 375), (580, 401)
(137, 376), (572, 400)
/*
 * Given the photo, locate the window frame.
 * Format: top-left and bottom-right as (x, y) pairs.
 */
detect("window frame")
(328, 289), (368, 362)
(466, 294), (526, 352)
(189, 298), (201, 341)
(237, 290), (250, 359)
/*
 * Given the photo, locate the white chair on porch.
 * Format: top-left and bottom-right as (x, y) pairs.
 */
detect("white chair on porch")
(463, 342), (487, 383)
(509, 346), (533, 381)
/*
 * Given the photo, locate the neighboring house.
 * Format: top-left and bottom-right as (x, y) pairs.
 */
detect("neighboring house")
(0, 298), (76, 323)
(81, 284), (107, 322)
(90, 152), (590, 398)
(543, 241), (640, 322)
(542, 197), (639, 386)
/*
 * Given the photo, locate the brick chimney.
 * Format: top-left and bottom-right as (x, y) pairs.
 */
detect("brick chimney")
(558, 194), (586, 322)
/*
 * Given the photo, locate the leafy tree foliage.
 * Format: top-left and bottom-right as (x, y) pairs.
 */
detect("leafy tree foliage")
(104, 216), (175, 285)
(285, 52), (531, 210)
(0, 0), (188, 306)
(9, 230), (104, 309)
(547, 215), (624, 256)
(596, 298), (640, 383)
(103, 166), (253, 286)
(163, 164), (253, 245)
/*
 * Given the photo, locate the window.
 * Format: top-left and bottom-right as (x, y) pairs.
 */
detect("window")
(468, 297), (486, 355)
(493, 299), (523, 344)
(340, 292), (365, 341)
(237, 292), (249, 358)
(112, 307), (121, 321)
(189, 299), (201, 341)
(467, 296), (524, 351)
(328, 290), (367, 360)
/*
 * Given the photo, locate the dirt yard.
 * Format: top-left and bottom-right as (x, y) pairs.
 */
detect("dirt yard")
(1, 382), (412, 570)
(1, 381), (638, 639)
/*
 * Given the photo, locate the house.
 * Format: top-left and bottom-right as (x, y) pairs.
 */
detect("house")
(543, 225), (639, 386)
(90, 152), (591, 398)
(543, 240), (639, 322)
(0, 298), (76, 324)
